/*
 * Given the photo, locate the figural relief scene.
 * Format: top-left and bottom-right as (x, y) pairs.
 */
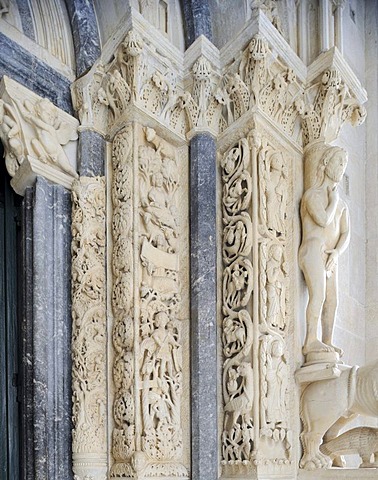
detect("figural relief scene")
(0, 1), (377, 480)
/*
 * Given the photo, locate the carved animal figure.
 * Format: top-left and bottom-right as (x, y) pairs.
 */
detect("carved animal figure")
(300, 360), (378, 470)
(320, 427), (378, 468)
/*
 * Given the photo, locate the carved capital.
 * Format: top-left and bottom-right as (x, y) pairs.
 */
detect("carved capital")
(300, 67), (366, 146)
(0, 76), (79, 194)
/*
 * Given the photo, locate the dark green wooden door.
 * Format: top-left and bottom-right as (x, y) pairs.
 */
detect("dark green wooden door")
(0, 156), (20, 479)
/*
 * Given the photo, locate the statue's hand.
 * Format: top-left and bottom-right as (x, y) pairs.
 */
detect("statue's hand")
(328, 185), (339, 204)
(325, 249), (339, 274)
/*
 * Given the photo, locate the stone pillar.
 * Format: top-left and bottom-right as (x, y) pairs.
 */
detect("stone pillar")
(333, 0), (346, 54)
(190, 133), (218, 480)
(319, 0), (331, 52)
(77, 129), (106, 177)
(21, 176), (72, 480)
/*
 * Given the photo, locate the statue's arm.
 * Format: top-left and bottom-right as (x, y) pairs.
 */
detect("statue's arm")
(335, 205), (350, 256)
(305, 188), (338, 228)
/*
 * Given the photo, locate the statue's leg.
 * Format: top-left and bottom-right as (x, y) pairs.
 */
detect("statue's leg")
(321, 269), (343, 355)
(31, 138), (48, 162)
(301, 259), (329, 355)
(360, 453), (373, 468)
(323, 413), (357, 467)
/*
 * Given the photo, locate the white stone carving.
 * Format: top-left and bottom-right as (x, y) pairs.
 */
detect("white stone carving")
(71, 177), (107, 480)
(138, 128), (186, 474)
(300, 67), (366, 146)
(221, 34), (302, 139)
(250, 0), (283, 36)
(300, 361), (378, 470)
(110, 124), (188, 478)
(221, 138), (254, 469)
(299, 145), (350, 363)
(0, 76), (79, 194)
(110, 125), (136, 478)
(320, 426), (378, 468)
(221, 131), (293, 474)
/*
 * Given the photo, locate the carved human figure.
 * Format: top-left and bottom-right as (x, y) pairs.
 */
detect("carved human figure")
(264, 152), (287, 235)
(224, 362), (254, 430)
(15, 98), (78, 177)
(0, 99), (24, 176)
(299, 146), (350, 357)
(266, 244), (287, 329)
(151, 311), (180, 380)
(265, 339), (288, 424)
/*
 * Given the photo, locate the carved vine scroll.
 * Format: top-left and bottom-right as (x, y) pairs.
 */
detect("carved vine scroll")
(71, 177), (107, 480)
(221, 129), (294, 476)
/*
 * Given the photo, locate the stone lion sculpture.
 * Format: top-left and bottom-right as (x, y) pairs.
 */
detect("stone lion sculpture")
(300, 360), (378, 470)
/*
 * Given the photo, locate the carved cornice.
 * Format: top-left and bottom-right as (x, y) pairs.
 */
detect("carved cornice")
(0, 76), (79, 194)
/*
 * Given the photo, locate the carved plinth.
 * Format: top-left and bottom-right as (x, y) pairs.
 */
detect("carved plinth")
(295, 362), (343, 384)
(73, 453), (107, 480)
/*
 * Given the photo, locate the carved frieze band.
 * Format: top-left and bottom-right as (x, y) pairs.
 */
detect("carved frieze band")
(110, 124), (188, 478)
(71, 176), (107, 480)
(221, 129), (293, 476)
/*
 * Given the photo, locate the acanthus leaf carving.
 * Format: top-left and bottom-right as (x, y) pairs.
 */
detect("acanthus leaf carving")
(299, 67), (366, 146)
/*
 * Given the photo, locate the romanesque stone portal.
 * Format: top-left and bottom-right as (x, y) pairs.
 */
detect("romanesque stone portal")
(1, 1), (377, 479)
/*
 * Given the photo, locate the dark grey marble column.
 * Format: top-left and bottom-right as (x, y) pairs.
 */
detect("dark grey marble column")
(190, 134), (218, 480)
(21, 177), (72, 480)
(65, 0), (102, 77)
(182, 0), (212, 47)
(78, 129), (106, 176)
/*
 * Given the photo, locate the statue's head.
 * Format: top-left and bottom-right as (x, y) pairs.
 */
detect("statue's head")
(324, 147), (348, 183)
(318, 146), (348, 185)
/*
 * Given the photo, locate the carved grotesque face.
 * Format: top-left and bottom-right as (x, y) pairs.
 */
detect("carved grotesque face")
(325, 150), (348, 183)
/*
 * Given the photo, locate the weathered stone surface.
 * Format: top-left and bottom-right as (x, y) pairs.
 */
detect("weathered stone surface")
(78, 130), (106, 177)
(182, 0), (212, 47)
(65, 0), (102, 77)
(0, 33), (73, 114)
(21, 177), (73, 480)
(15, 0), (36, 41)
(190, 133), (218, 480)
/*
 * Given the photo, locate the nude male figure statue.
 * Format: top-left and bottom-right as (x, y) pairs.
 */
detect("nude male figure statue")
(299, 146), (350, 358)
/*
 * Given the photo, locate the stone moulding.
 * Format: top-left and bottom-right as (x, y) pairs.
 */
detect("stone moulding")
(71, 176), (107, 480)
(0, 75), (79, 194)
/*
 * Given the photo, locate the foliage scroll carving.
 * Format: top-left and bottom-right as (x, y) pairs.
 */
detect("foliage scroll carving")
(71, 177), (107, 479)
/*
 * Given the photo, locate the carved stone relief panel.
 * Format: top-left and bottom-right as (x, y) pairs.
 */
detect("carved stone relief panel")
(71, 177), (107, 480)
(0, 75), (79, 194)
(220, 122), (297, 479)
(109, 123), (189, 479)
